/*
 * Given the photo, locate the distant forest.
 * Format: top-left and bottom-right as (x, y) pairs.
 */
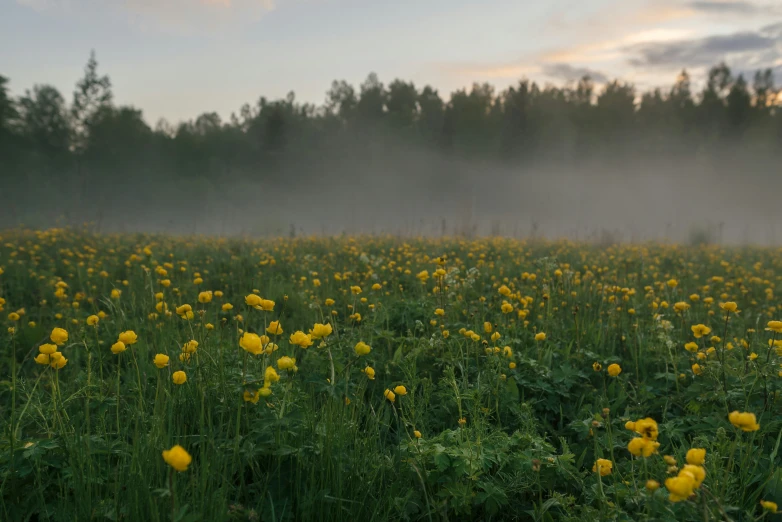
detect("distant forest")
(0, 52), (780, 233)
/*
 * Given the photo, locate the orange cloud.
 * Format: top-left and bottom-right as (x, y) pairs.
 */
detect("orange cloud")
(441, 0), (728, 85)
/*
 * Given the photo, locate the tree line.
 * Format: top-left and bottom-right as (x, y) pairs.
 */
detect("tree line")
(0, 52), (780, 230)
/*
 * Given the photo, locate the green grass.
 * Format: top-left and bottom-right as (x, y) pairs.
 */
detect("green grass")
(1, 230), (781, 521)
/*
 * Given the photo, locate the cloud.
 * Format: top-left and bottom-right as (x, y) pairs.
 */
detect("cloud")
(123, 0), (277, 32)
(687, 0), (782, 16)
(14, 0), (55, 11)
(434, 0), (782, 96)
(764, 21), (782, 36)
(15, 0), (278, 32)
(688, 1), (760, 14)
(541, 63), (609, 83)
(441, 63), (541, 80)
(627, 24), (782, 69)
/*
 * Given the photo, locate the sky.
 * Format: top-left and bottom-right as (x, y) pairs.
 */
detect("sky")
(1, 0), (781, 124)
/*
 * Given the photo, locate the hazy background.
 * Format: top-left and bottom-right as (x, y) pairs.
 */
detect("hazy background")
(1, 0), (781, 244)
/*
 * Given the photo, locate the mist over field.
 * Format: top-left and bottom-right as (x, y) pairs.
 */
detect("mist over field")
(2, 144), (781, 245)
(1, 56), (781, 244)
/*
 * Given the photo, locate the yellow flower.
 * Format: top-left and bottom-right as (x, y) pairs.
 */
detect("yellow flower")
(172, 371), (187, 385)
(289, 331), (313, 348)
(607, 363), (622, 377)
(674, 302), (690, 313)
(646, 480), (660, 491)
(363, 366), (375, 379)
(684, 342), (698, 352)
(691, 324), (711, 338)
(118, 330), (138, 345)
(162, 445), (192, 472)
(50, 353), (68, 369)
(692, 363), (703, 375)
(592, 458), (613, 476)
(761, 500), (778, 513)
(153, 353), (170, 368)
(39, 343), (57, 355)
(350, 286), (362, 295)
(434, 308), (445, 316)
(266, 320), (283, 335)
(665, 474), (695, 502)
(632, 417), (659, 440)
(258, 298), (275, 311)
(592, 362), (602, 372)
(198, 291), (213, 304)
(766, 320), (782, 333)
(50, 327), (68, 346)
(239, 332), (263, 355)
(501, 303), (513, 314)
(325, 298), (335, 306)
(34, 353), (50, 365)
(458, 417), (467, 426)
(681, 464), (706, 487)
(310, 322), (333, 339)
(535, 332), (546, 342)
(86, 315), (99, 326)
(748, 352), (758, 361)
(243, 389), (261, 404)
(413, 430), (422, 439)
(182, 340), (198, 353)
(354, 341), (371, 356)
(686, 448), (706, 466)
(483, 322), (493, 333)
(667, 279), (678, 288)
(729, 411), (760, 432)
(264, 365), (280, 384)
(384, 389), (396, 403)
(628, 437), (659, 457)
(111, 341), (126, 354)
(277, 356), (296, 370)
(245, 294), (262, 308)
(720, 301), (738, 313)
(394, 385), (407, 396)
(111, 289), (121, 299)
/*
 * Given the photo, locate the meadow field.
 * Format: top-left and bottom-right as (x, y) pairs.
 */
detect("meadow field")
(1, 228), (781, 521)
